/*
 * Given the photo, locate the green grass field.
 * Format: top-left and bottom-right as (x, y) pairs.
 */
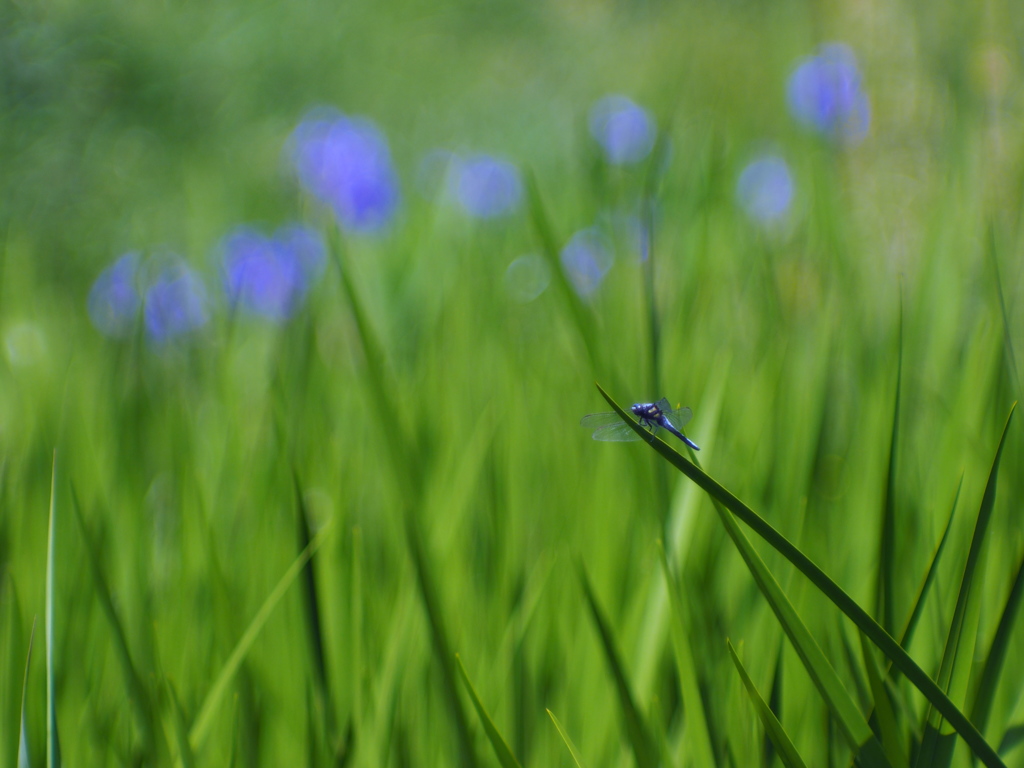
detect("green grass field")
(2, 0), (1024, 765)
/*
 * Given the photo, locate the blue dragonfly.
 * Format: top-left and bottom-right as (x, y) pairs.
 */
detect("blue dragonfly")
(580, 398), (700, 450)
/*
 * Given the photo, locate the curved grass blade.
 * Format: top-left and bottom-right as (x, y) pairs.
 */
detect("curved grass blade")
(579, 568), (659, 768)
(546, 709), (588, 768)
(727, 640), (809, 768)
(595, 383), (1009, 768)
(969, 550), (1024, 733)
(860, 633), (908, 768)
(18, 618), (36, 768)
(292, 470), (336, 754)
(328, 232), (418, 495)
(876, 292), (902, 635)
(189, 522), (333, 752)
(700, 472), (891, 765)
(45, 454), (61, 768)
(405, 514), (479, 768)
(167, 682), (196, 768)
(895, 477), (961, 659)
(918, 403), (1015, 768)
(69, 486), (156, 753)
(658, 544), (717, 768)
(455, 655), (522, 768)
(524, 172), (599, 374)
(999, 723), (1024, 756)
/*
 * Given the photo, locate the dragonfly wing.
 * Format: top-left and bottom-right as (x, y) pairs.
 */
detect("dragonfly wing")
(590, 422), (643, 441)
(580, 411), (627, 429)
(662, 405), (693, 431)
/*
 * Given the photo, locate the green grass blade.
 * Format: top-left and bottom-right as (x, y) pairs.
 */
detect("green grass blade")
(546, 709), (589, 768)
(998, 723), (1024, 755)
(167, 681), (196, 768)
(919, 404), (1015, 767)
(292, 470), (336, 751)
(455, 655), (522, 768)
(189, 522), (333, 752)
(988, 224), (1021, 394)
(876, 293), (902, 635)
(579, 568), (660, 768)
(45, 453), (61, 768)
(704, 473), (889, 765)
(658, 544), (717, 768)
(895, 477), (961, 657)
(69, 485), (156, 753)
(860, 633), (908, 768)
(524, 172), (596, 364)
(969, 550), (1024, 732)
(595, 384), (1007, 768)
(328, 233), (417, 493)
(727, 640), (809, 768)
(405, 514), (479, 768)
(18, 618), (36, 768)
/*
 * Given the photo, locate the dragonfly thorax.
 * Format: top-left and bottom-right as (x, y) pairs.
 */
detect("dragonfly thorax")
(631, 402), (662, 420)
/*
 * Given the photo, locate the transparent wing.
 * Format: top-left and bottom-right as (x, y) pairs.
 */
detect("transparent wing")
(657, 399), (693, 431)
(579, 411), (626, 430)
(580, 411), (645, 441)
(589, 421), (644, 441)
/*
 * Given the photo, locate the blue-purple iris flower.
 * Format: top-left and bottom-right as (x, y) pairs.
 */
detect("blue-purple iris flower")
(453, 154), (522, 219)
(588, 95), (656, 165)
(220, 225), (326, 321)
(736, 155), (795, 224)
(289, 109), (400, 233)
(88, 252), (142, 338)
(143, 262), (209, 343)
(561, 228), (613, 297)
(787, 44), (870, 144)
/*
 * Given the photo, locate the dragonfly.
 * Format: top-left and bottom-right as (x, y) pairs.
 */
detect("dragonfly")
(580, 398), (700, 450)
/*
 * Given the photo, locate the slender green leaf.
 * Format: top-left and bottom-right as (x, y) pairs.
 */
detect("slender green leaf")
(405, 513), (479, 768)
(727, 640), (809, 768)
(45, 453), (61, 768)
(989, 223), (1021, 394)
(189, 522), (333, 751)
(292, 470), (336, 752)
(455, 655), (522, 768)
(876, 293), (902, 635)
(579, 568), (660, 768)
(167, 682), (196, 768)
(895, 477), (961, 658)
(918, 404), (1015, 767)
(969, 550), (1024, 732)
(998, 723), (1024, 755)
(18, 619), (36, 768)
(595, 383), (1008, 768)
(860, 633), (908, 768)
(546, 709), (589, 768)
(69, 485), (156, 753)
(658, 544), (717, 768)
(524, 172), (597, 370)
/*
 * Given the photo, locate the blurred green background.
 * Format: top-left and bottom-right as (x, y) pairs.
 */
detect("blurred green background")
(2, 0), (1024, 765)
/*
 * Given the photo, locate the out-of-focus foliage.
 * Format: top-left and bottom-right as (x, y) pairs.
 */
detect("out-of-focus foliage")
(2, 0), (1024, 766)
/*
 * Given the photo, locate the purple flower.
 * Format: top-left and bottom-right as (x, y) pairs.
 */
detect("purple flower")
(289, 109), (400, 233)
(787, 44), (870, 144)
(88, 253), (141, 337)
(588, 95), (656, 165)
(504, 254), (550, 302)
(143, 261), (209, 342)
(560, 229), (613, 297)
(453, 154), (522, 219)
(736, 155), (795, 223)
(220, 225), (326, 321)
